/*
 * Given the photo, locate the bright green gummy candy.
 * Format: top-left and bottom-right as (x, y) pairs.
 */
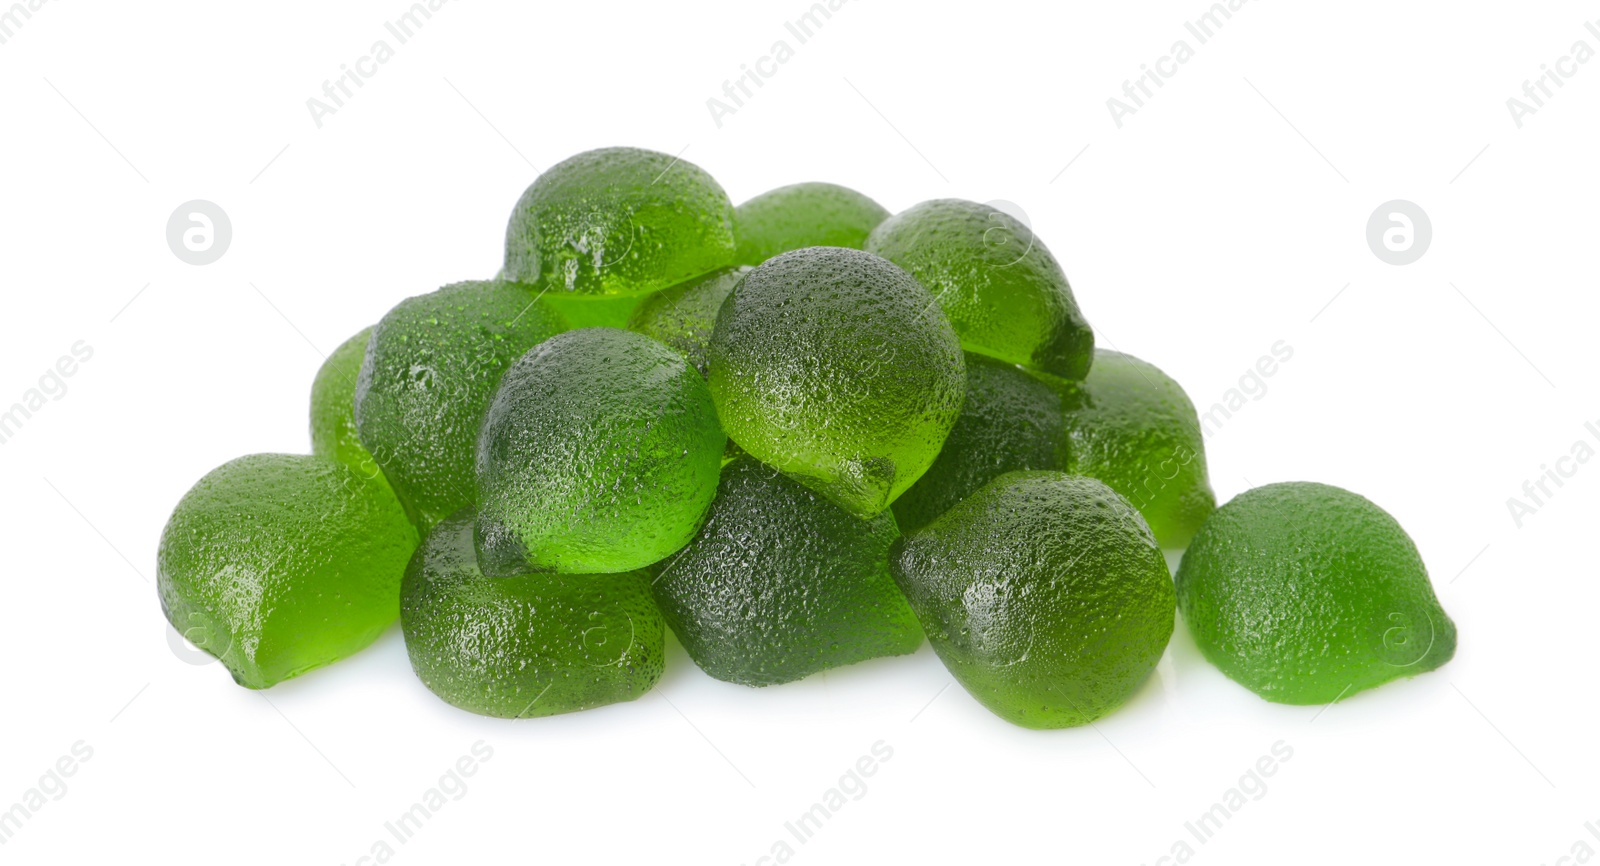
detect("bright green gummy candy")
(503, 146), (736, 298)
(707, 247), (966, 517)
(892, 472), (1175, 729)
(476, 327), (725, 575)
(650, 457), (922, 686)
(354, 281), (568, 530)
(1062, 349), (1217, 548)
(1175, 482), (1457, 705)
(542, 294), (645, 330)
(625, 267), (747, 377)
(310, 327), (382, 476)
(402, 511), (664, 718)
(733, 182), (889, 266)
(893, 352), (1068, 535)
(866, 199), (1094, 381)
(158, 454), (419, 689)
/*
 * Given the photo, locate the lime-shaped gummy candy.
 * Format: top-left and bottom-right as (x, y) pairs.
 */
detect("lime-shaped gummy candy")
(866, 198), (1094, 381)
(707, 246), (965, 517)
(650, 457), (922, 687)
(1062, 349), (1216, 548)
(1175, 481), (1457, 704)
(401, 511), (664, 718)
(354, 281), (567, 530)
(892, 471), (1174, 729)
(733, 181), (889, 266)
(475, 327), (725, 575)
(503, 146), (736, 298)
(158, 454), (418, 689)
(893, 351), (1068, 534)
(625, 267), (748, 377)
(310, 327), (382, 477)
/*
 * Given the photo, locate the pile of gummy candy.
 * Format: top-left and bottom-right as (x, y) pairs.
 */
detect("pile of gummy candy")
(158, 147), (1455, 728)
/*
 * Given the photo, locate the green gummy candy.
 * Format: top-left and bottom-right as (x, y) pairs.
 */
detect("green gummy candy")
(866, 199), (1094, 381)
(476, 327), (725, 575)
(650, 457), (922, 687)
(1175, 482), (1457, 705)
(310, 327), (382, 476)
(402, 512), (665, 718)
(707, 247), (966, 517)
(503, 146), (736, 297)
(625, 267), (748, 377)
(542, 293), (646, 330)
(733, 182), (889, 266)
(893, 352), (1068, 535)
(158, 454), (419, 689)
(354, 281), (568, 530)
(892, 472), (1174, 729)
(1062, 349), (1216, 548)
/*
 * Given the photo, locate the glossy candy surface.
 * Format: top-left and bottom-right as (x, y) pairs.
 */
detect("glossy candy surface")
(475, 328), (725, 575)
(733, 182), (889, 266)
(504, 146), (736, 298)
(892, 472), (1174, 729)
(158, 454), (419, 689)
(403, 512), (664, 718)
(867, 199), (1094, 381)
(707, 246), (965, 516)
(625, 267), (747, 377)
(1176, 482), (1457, 704)
(650, 457), (922, 686)
(354, 281), (567, 530)
(893, 352), (1068, 534)
(1062, 349), (1216, 547)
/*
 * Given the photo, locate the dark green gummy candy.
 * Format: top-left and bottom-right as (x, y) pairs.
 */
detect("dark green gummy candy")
(402, 512), (664, 718)
(475, 327), (725, 575)
(650, 457), (922, 686)
(893, 352), (1068, 534)
(733, 182), (889, 266)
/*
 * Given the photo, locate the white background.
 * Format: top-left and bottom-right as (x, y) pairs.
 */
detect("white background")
(1, 1), (1595, 863)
